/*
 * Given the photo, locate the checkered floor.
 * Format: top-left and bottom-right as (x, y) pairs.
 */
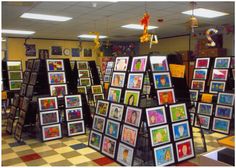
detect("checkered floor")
(2, 120), (229, 166)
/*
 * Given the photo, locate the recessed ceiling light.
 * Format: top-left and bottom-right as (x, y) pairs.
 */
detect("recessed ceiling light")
(121, 24), (158, 30)
(2, 29), (35, 35)
(21, 13), (72, 22)
(78, 34), (107, 39)
(182, 8), (229, 18)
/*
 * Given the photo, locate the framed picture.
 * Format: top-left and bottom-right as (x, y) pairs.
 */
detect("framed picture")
(105, 119), (120, 139)
(80, 78), (91, 86)
(10, 106), (17, 117)
(153, 72), (172, 89)
(22, 97), (30, 111)
(209, 81), (226, 94)
(23, 71), (30, 83)
(93, 94), (104, 104)
(39, 110), (59, 125)
(71, 48), (80, 57)
(38, 97), (58, 111)
(13, 94), (20, 107)
(127, 73), (144, 90)
(42, 124), (62, 141)
(197, 103), (213, 116)
(65, 95), (82, 108)
(109, 103), (124, 121)
(154, 144), (175, 166)
(215, 105), (233, 119)
(124, 90), (140, 106)
(25, 44), (36, 56)
(146, 106), (167, 127)
(83, 48), (93, 57)
(105, 69), (112, 74)
(142, 85), (151, 95)
(131, 56), (148, 72)
(104, 75), (111, 82)
(190, 113), (195, 126)
(32, 60), (41, 72)
(77, 61), (89, 70)
(214, 57), (230, 68)
(77, 86), (87, 94)
(67, 120), (85, 136)
(125, 106), (142, 127)
(150, 125), (170, 147)
(195, 58), (210, 68)
(38, 49), (49, 59)
(65, 107), (83, 121)
(193, 69), (208, 80)
(212, 69), (228, 81)
(51, 46), (62, 55)
(26, 59), (34, 71)
(114, 57), (129, 71)
(91, 85), (103, 94)
(78, 70), (90, 78)
(121, 124), (138, 147)
(101, 136), (117, 159)
(92, 115), (106, 133)
(20, 83), (27, 96)
(117, 143), (134, 166)
(189, 90), (199, 102)
(6, 118), (14, 134)
(26, 85), (33, 98)
(191, 80), (205, 92)
(18, 110), (26, 125)
(111, 72), (126, 88)
(50, 84), (68, 98)
(212, 118), (230, 134)
(7, 61), (22, 71)
(48, 72), (66, 84)
(46, 59), (64, 71)
(194, 115), (210, 129)
(89, 130), (102, 150)
(107, 87), (122, 103)
(15, 123), (23, 141)
(150, 56), (169, 71)
(157, 89), (175, 105)
(172, 121), (190, 141)
(9, 80), (22, 90)
(107, 62), (114, 68)
(29, 72), (37, 85)
(189, 102), (197, 113)
(169, 103), (187, 122)
(175, 139), (194, 162)
(95, 100), (109, 117)
(8, 71), (22, 80)
(217, 92), (234, 106)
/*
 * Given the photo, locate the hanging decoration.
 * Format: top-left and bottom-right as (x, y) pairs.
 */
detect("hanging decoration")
(189, 2), (198, 33)
(77, 38), (82, 51)
(89, 31), (101, 50)
(149, 34), (158, 48)
(140, 12), (151, 43)
(206, 28), (218, 47)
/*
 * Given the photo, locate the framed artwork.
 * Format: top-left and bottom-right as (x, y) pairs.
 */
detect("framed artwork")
(29, 72), (37, 85)
(51, 46), (62, 55)
(217, 92), (234, 106)
(26, 59), (34, 71)
(89, 130), (102, 150)
(71, 48), (80, 57)
(109, 103), (124, 121)
(212, 69), (228, 81)
(172, 121), (190, 141)
(22, 97), (30, 111)
(231, 57), (235, 68)
(124, 90), (140, 106)
(143, 85), (151, 95)
(107, 87), (122, 103)
(18, 110), (26, 125)
(93, 94), (104, 104)
(9, 80), (22, 90)
(232, 69), (235, 80)
(8, 71), (22, 80)
(127, 73), (144, 90)
(25, 84), (33, 97)
(50, 84), (68, 98)
(6, 118), (14, 134)
(117, 143), (134, 166)
(169, 103), (187, 122)
(25, 44), (36, 56)
(189, 102), (197, 113)
(209, 81), (226, 94)
(107, 62), (114, 68)
(7, 61), (22, 71)
(78, 70), (90, 78)
(197, 103), (213, 116)
(39, 110), (59, 125)
(65, 95), (82, 108)
(46, 59), (64, 71)
(92, 115), (106, 133)
(77, 61), (89, 70)
(32, 60), (41, 72)
(65, 107), (83, 121)
(111, 72), (126, 88)
(154, 144), (175, 166)
(195, 58), (210, 68)
(146, 106), (167, 127)
(125, 106), (142, 127)
(10, 106), (17, 117)
(157, 89), (175, 105)
(91, 85), (103, 94)
(101, 136), (117, 159)
(191, 80), (205, 92)
(215, 105), (233, 119)
(83, 48), (93, 57)
(48, 72), (66, 84)
(131, 56), (148, 72)
(150, 125), (170, 147)
(38, 49), (49, 59)
(105, 119), (120, 139)
(104, 75), (111, 82)
(121, 124), (138, 147)
(190, 113), (195, 126)
(13, 94), (20, 107)
(105, 69), (112, 74)
(193, 69), (208, 80)
(95, 100), (109, 117)
(80, 78), (91, 86)
(150, 56), (169, 71)
(189, 90), (199, 102)
(114, 57), (129, 71)
(77, 86), (87, 94)
(42, 124), (62, 141)
(212, 118), (230, 134)
(38, 97), (58, 111)
(194, 115), (210, 129)
(67, 120), (85, 136)
(23, 71), (30, 83)
(20, 83), (27, 96)
(175, 139), (194, 162)
(15, 123), (23, 141)
(153, 72), (172, 89)
(214, 57), (230, 68)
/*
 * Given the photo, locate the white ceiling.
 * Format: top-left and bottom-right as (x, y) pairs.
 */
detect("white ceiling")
(2, 1), (235, 41)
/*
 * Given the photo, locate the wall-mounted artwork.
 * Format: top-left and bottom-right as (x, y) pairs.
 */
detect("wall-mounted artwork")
(84, 48), (92, 57)
(72, 48), (80, 57)
(25, 44), (36, 57)
(38, 49), (49, 59)
(51, 46), (62, 55)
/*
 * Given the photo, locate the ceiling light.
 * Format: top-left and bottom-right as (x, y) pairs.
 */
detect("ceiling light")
(78, 34), (107, 39)
(121, 24), (158, 30)
(21, 13), (72, 22)
(2, 38), (6, 42)
(182, 8), (229, 18)
(2, 29), (35, 35)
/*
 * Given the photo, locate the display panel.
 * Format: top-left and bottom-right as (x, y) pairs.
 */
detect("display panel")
(131, 56), (147, 72)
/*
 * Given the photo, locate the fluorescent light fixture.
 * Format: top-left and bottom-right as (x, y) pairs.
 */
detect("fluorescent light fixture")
(182, 8), (229, 18)
(21, 13), (72, 22)
(2, 29), (35, 35)
(78, 34), (107, 39)
(121, 24), (158, 30)
(2, 38), (6, 42)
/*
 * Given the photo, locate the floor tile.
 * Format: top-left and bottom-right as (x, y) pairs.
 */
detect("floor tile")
(20, 153), (41, 162)
(54, 146), (74, 154)
(49, 143), (66, 149)
(85, 152), (104, 160)
(78, 147), (96, 155)
(29, 142), (47, 148)
(70, 143), (87, 150)
(2, 152), (18, 161)
(50, 159), (74, 166)
(38, 150), (58, 157)
(32, 145), (52, 153)
(43, 154), (65, 164)
(2, 148), (14, 155)
(11, 162), (27, 166)
(61, 151), (81, 159)
(63, 140), (81, 146)
(93, 156), (115, 166)
(16, 149), (35, 157)
(9, 141), (26, 147)
(12, 145), (31, 152)
(2, 158), (23, 166)
(25, 158), (47, 166)
(76, 161), (100, 166)
(67, 155), (91, 165)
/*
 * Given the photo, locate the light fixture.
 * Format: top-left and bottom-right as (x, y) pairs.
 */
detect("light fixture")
(122, 24), (158, 30)
(2, 38), (6, 42)
(78, 34), (107, 39)
(2, 29), (35, 35)
(182, 8), (229, 18)
(21, 13), (72, 22)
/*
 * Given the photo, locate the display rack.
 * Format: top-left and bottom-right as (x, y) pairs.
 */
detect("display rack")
(91, 85), (104, 106)
(103, 61), (114, 84)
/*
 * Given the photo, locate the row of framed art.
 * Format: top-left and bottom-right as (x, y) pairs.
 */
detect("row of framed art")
(6, 61), (23, 90)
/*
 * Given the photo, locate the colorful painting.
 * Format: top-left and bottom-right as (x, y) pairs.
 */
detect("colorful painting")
(197, 103), (213, 116)
(67, 120), (85, 136)
(150, 56), (168, 71)
(131, 56), (147, 72)
(42, 124), (62, 141)
(121, 124), (138, 147)
(105, 119), (120, 139)
(176, 139), (194, 162)
(50, 84), (68, 98)
(48, 72), (66, 84)
(194, 115), (210, 129)
(153, 72), (172, 89)
(172, 121), (190, 141)
(7, 61), (22, 71)
(193, 69), (207, 80)
(77, 61), (88, 70)
(125, 107), (142, 127)
(117, 143), (134, 166)
(9, 80), (22, 90)
(104, 75), (111, 82)
(109, 103), (124, 121)
(114, 57), (129, 71)
(150, 125), (170, 147)
(111, 72), (126, 87)
(212, 118), (230, 134)
(189, 90), (198, 102)
(91, 85), (103, 94)
(8, 71), (22, 80)
(212, 69), (228, 81)
(102, 136), (117, 158)
(157, 89), (175, 105)
(108, 87), (122, 103)
(46, 60), (64, 71)
(51, 46), (62, 55)
(190, 113), (195, 126)
(124, 90), (140, 106)
(93, 115), (105, 133)
(195, 58), (210, 68)
(96, 100), (109, 117)
(89, 131), (102, 150)
(40, 110), (59, 125)
(215, 105), (233, 119)
(169, 103), (187, 122)
(93, 94), (104, 104)
(146, 106), (167, 127)
(77, 86), (87, 94)
(80, 78), (91, 86)
(127, 73), (143, 90)
(209, 81), (226, 94)
(71, 48), (80, 57)
(191, 80), (205, 92)
(38, 97), (58, 111)
(78, 70), (90, 78)
(105, 68), (112, 74)
(65, 95), (82, 108)
(214, 57), (230, 68)
(65, 107), (83, 121)
(217, 93), (234, 106)
(154, 144), (175, 166)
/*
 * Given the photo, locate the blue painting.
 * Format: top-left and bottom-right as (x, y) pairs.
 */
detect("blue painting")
(72, 48), (80, 57)
(154, 144), (174, 166)
(173, 122), (189, 141)
(214, 119), (229, 133)
(218, 94), (234, 106)
(210, 82), (225, 93)
(215, 58), (230, 68)
(153, 73), (171, 89)
(216, 106), (232, 119)
(105, 121), (119, 139)
(190, 91), (198, 101)
(198, 104), (212, 115)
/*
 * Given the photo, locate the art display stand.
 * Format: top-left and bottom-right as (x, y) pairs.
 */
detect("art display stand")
(103, 61), (114, 93)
